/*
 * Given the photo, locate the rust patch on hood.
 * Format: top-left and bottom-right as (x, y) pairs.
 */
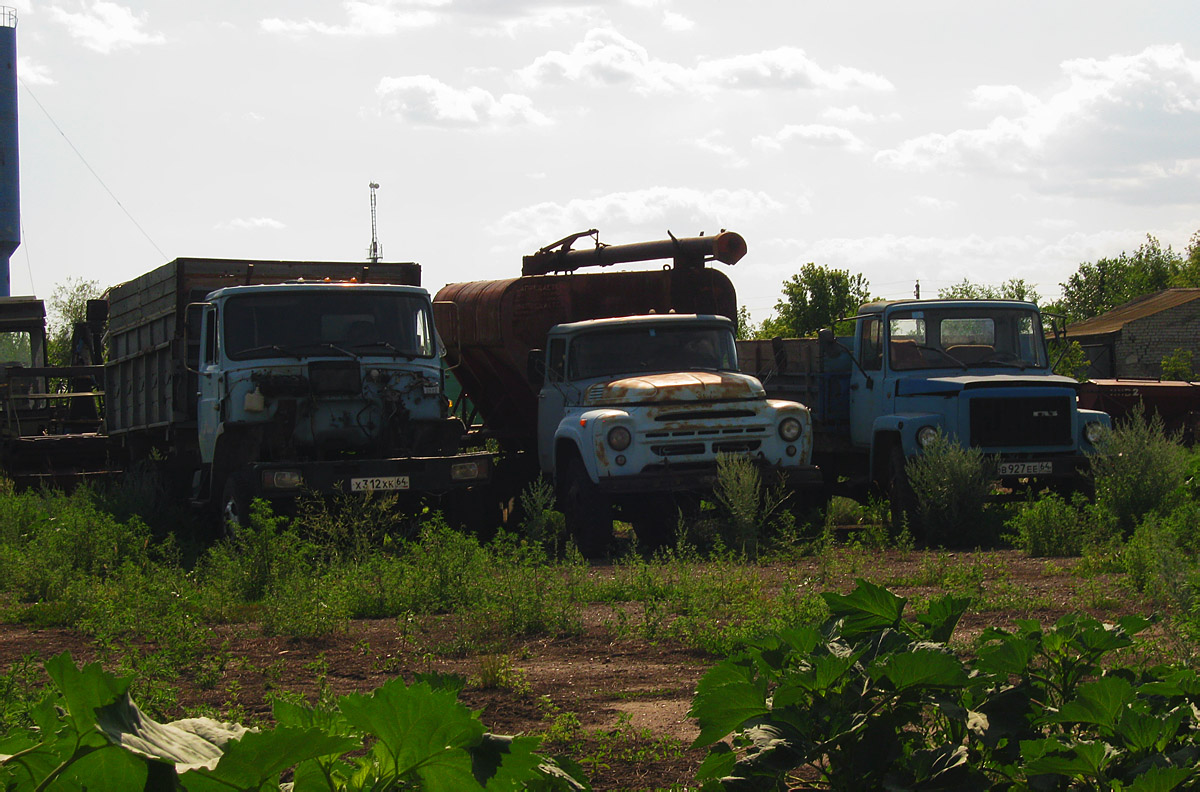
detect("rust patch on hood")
(590, 371), (765, 405)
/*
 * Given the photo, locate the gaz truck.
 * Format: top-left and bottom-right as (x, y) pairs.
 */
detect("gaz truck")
(103, 257), (490, 529)
(737, 298), (1111, 534)
(434, 230), (819, 554)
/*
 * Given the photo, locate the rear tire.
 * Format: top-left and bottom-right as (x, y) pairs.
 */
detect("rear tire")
(558, 454), (612, 559)
(629, 494), (678, 552)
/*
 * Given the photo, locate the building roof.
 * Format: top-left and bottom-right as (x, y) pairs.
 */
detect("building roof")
(1066, 288), (1200, 338)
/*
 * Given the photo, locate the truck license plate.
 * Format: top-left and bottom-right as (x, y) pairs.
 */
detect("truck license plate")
(350, 476), (410, 492)
(997, 461), (1053, 476)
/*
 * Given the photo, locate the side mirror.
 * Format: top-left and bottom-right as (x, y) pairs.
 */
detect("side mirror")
(527, 349), (545, 387)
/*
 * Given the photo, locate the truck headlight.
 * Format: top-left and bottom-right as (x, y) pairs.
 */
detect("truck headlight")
(607, 426), (632, 451)
(917, 425), (939, 449)
(262, 470), (303, 490)
(1084, 421), (1106, 445)
(778, 416), (802, 442)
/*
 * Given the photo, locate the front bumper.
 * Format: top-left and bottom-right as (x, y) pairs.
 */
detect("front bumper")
(992, 452), (1090, 482)
(248, 451), (492, 497)
(597, 460), (822, 495)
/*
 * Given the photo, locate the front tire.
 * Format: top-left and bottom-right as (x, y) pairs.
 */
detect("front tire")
(558, 454), (612, 558)
(887, 445), (922, 540)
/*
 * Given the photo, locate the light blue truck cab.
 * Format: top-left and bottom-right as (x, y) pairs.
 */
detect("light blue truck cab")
(740, 298), (1110, 530)
(195, 281), (491, 525)
(533, 313), (819, 552)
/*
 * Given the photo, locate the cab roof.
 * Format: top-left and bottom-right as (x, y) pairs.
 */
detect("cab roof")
(857, 298), (1039, 316)
(550, 313), (733, 335)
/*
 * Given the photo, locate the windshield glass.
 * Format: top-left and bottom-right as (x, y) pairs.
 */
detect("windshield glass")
(887, 306), (1048, 371)
(568, 325), (737, 380)
(223, 290), (434, 360)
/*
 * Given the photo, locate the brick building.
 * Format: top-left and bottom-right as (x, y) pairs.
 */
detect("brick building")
(1066, 288), (1200, 379)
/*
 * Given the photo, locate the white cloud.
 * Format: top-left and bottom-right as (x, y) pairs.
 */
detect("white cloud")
(692, 131), (747, 167)
(377, 74), (552, 128)
(49, 2), (165, 54)
(821, 104), (895, 124)
(519, 28), (893, 95)
(753, 124), (866, 153)
(472, 6), (601, 38)
(911, 196), (958, 212)
(18, 57), (54, 85)
(492, 186), (786, 246)
(876, 44), (1200, 204)
(261, 0), (447, 37)
(216, 217), (286, 231)
(662, 11), (694, 31)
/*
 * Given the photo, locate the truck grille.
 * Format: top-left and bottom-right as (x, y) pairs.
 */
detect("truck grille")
(969, 395), (1072, 447)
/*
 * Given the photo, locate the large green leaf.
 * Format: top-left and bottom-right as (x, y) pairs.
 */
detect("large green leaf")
(337, 677), (487, 792)
(1053, 677), (1133, 731)
(44, 653), (129, 748)
(96, 693), (250, 772)
(1127, 765), (1196, 792)
(58, 743), (150, 792)
(821, 579), (907, 638)
(914, 594), (971, 644)
(179, 727), (360, 792)
(873, 651), (968, 691)
(689, 661), (769, 747)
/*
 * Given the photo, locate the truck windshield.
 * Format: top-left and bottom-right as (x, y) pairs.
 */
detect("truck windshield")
(568, 325), (737, 380)
(223, 291), (435, 360)
(887, 306), (1048, 371)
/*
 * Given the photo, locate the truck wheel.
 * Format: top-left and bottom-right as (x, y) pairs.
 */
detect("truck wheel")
(888, 446), (922, 541)
(559, 456), (612, 558)
(220, 474), (252, 539)
(630, 495), (678, 551)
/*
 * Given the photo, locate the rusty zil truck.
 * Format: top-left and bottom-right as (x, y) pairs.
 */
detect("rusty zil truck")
(434, 230), (819, 554)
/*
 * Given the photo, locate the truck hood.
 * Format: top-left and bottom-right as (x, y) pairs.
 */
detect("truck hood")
(896, 373), (1081, 397)
(586, 371), (765, 405)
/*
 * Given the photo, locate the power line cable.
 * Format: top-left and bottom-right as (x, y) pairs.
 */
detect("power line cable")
(20, 78), (166, 259)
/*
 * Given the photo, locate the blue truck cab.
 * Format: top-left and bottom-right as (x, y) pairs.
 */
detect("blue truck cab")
(195, 281), (491, 526)
(739, 298), (1110, 525)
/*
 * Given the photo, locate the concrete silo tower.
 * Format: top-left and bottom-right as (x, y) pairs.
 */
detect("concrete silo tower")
(0, 8), (18, 297)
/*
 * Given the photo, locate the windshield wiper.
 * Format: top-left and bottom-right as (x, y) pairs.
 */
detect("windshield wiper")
(316, 343), (359, 359)
(236, 344), (303, 359)
(349, 341), (415, 359)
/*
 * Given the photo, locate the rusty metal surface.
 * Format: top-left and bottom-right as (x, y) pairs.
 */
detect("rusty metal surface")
(434, 267), (737, 448)
(1079, 378), (1200, 442)
(521, 231), (746, 276)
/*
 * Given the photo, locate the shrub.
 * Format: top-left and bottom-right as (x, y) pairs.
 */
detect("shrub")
(518, 476), (567, 554)
(711, 453), (790, 559)
(905, 432), (995, 546)
(1090, 405), (1189, 535)
(1006, 492), (1115, 557)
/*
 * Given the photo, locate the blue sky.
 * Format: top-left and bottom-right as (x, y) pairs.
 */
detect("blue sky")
(10, 1), (1200, 322)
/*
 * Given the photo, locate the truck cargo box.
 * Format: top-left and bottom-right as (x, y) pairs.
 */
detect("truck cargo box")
(105, 258), (420, 438)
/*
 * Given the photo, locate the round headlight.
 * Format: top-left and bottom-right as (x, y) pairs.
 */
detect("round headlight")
(607, 425), (632, 451)
(916, 425), (939, 449)
(1084, 421), (1106, 445)
(778, 416), (803, 442)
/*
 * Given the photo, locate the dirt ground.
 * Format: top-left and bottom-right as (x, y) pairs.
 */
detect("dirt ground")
(0, 549), (1166, 791)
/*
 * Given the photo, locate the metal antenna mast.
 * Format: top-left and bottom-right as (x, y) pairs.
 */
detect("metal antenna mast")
(367, 182), (382, 264)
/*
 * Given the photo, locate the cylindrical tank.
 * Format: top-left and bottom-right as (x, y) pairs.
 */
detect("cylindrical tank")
(0, 8), (19, 297)
(434, 266), (737, 449)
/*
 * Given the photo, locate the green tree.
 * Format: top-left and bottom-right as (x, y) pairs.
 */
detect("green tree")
(1171, 229), (1200, 287)
(1160, 348), (1195, 381)
(47, 277), (101, 367)
(1058, 235), (1183, 322)
(735, 304), (759, 340)
(761, 263), (870, 338)
(938, 277), (1041, 303)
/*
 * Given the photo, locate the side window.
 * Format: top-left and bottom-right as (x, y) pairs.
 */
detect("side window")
(202, 306), (218, 366)
(860, 317), (882, 371)
(547, 338), (566, 382)
(414, 309), (432, 356)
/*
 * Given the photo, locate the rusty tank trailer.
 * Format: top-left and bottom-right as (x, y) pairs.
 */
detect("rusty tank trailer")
(434, 231), (742, 451)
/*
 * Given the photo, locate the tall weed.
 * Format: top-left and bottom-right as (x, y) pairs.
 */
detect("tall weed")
(711, 453), (790, 559)
(1090, 405), (1189, 534)
(1006, 492), (1115, 557)
(906, 432), (995, 546)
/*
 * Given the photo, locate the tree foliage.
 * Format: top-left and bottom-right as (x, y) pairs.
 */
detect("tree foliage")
(761, 264), (870, 338)
(937, 277), (1041, 303)
(1057, 236), (1186, 322)
(46, 276), (101, 367)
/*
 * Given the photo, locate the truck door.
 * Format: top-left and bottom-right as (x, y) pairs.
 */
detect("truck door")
(849, 315), (886, 447)
(537, 337), (569, 473)
(197, 305), (221, 466)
